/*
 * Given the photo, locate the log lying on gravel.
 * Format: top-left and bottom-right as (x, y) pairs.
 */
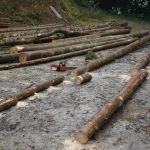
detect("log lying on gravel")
(19, 38), (137, 62)
(71, 35), (150, 78)
(74, 73), (92, 85)
(0, 53), (19, 64)
(0, 76), (64, 112)
(129, 52), (150, 76)
(10, 31), (148, 54)
(0, 38), (138, 70)
(75, 69), (148, 144)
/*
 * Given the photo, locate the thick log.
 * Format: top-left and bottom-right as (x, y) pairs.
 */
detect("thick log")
(0, 23), (10, 28)
(0, 38), (137, 70)
(71, 35), (150, 78)
(19, 38), (136, 62)
(129, 52), (150, 76)
(0, 76), (64, 112)
(74, 73), (92, 85)
(0, 53), (19, 64)
(75, 69), (148, 144)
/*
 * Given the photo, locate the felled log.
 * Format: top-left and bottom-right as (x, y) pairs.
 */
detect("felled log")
(0, 24), (64, 33)
(75, 69), (148, 144)
(19, 38), (137, 62)
(71, 35), (150, 78)
(0, 38), (137, 70)
(74, 73), (92, 85)
(0, 53), (19, 64)
(129, 52), (150, 76)
(0, 76), (64, 112)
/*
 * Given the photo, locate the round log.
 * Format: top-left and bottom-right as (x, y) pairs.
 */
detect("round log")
(74, 73), (92, 85)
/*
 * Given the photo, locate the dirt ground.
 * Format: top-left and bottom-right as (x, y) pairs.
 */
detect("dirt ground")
(0, 43), (150, 150)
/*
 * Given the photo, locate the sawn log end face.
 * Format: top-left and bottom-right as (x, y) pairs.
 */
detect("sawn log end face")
(75, 131), (89, 144)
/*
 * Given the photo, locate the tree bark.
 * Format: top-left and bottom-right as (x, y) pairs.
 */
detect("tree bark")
(71, 35), (150, 78)
(0, 53), (19, 64)
(0, 76), (64, 112)
(129, 52), (150, 76)
(19, 38), (136, 62)
(75, 69), (148, 144)
(0, 38), (137, 70)
(74, 73), (92, 85)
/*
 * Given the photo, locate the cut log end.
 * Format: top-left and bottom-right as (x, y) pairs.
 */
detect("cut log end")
(10, 46), (25, 53)
(19, 53), (27, 62)
(129, 67), (139, 77)
(75, 131), (89, 144)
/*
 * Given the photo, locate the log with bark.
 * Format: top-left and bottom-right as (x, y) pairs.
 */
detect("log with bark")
(129, 52), (150, 76)
(0, 38), (138, 70)
(71, 35), (150, 78)
(0, 76), (64, 112)
(0, 24), (64, 33)
(74, 73), (92, 85)
(10, 31), (148, 54)
(19, 38), (137, 62)
(75, 69), (148, 144)
(0, 53), (19, 64)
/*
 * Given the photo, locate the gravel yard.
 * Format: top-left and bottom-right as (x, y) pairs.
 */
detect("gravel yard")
(0, 44), (149, 150)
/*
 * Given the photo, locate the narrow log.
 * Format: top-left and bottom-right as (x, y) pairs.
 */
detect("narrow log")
(74, 73), (92, 85)
(75, 69), (148, 144)
(0, 38), (137, 70)
(129, 52), (150, 76)
(0, 76), (64, 112)
(0, 53), (19, 64)
(0, 24), (64, 33)
(19, 38), (136, 62)
(71, 35), (150, 78)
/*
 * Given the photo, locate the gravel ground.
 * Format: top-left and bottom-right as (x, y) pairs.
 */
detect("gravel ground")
(0, 45), (150, 150)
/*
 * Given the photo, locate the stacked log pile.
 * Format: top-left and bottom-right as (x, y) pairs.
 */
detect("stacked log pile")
(0, 21), (150, 71)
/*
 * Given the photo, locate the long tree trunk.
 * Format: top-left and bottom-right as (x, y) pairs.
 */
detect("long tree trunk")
(75, 69), (148, 144)
(0, 38), (138, 70)
(0, 76), (64, 112)
(0, 53), (19, 64)
(129, 52), (150, 76)
(10, 31), (148, 53)
(71, 35), (150, 78)
(19, 38), (137, 62)
(0, 24), (64, 33)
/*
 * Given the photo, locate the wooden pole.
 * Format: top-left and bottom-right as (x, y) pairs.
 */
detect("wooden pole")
(71, 35), (150, 78)
(75, 69), (148, 144)
(0, 76), (64, 112)
(74, 73), (92, 85)
(129, 52), (150, 76)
